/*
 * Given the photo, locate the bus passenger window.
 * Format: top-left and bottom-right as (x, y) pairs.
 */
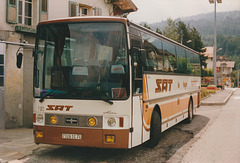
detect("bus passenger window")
(146, 51), (157, 71)
(162, 41), (176, 72)
(141, 32), (164, 72)
(186, 51), (194, 74)
(176, 47), (187, 73)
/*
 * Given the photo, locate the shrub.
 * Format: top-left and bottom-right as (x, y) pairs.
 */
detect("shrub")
(201, 88), (210, 98)
(208, 90), (217, 94)
(207, 85), (216, 88)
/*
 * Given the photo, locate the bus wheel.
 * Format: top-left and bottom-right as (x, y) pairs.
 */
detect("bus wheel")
(186, 99), (193, 123)
(146, 110), (161, 148)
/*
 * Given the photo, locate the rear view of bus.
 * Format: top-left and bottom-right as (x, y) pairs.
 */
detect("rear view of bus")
(33, 17), (131, 148)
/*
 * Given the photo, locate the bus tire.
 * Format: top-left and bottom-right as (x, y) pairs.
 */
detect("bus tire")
(185, 99), (193, 124)
(146, 109), (161, 148)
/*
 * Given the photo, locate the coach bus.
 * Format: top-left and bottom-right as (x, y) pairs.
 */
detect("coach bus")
(31, 17), (201, 148)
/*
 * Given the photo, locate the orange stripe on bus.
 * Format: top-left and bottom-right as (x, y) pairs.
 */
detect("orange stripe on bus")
(143, 96), (192, 131)
(142, 74), (147, 101)
(142, 103), (153, 131)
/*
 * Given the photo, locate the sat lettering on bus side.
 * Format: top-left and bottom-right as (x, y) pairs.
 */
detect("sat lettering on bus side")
(155, 79), (173, 93)
(46, 105), (73, 111)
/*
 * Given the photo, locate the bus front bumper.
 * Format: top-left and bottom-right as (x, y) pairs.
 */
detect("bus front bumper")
(34, 125), (129, 148)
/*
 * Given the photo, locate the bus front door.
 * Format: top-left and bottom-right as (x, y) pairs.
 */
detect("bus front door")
(131, 47), (143, 147)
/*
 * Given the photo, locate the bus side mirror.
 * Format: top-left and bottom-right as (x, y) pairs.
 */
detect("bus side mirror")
(16, 52), (23, 69)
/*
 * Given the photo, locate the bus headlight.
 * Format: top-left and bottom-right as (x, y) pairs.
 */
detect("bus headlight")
(49, 115), (58, 125)
(36, 114), (43, 123)
(88, 117), (97, 127)
(107, 118), (116, 127)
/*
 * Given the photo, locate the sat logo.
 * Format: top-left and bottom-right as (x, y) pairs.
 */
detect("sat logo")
(46, 105), (73, 111)
(155, 79), (173, 93)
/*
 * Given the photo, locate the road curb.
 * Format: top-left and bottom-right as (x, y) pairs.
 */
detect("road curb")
(201, 90), (234, 106)
(223, 90), (234, 104)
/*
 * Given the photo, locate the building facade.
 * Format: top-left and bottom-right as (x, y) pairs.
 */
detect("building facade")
(204, 46), (214, 70)
(0, 0), (137, 129)
(203, 46), (235, 86)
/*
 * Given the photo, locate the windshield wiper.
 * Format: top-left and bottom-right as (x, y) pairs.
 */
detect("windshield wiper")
(96, 88), (113, 105)
(102, 99), (113, 105)
(39, 90), (56, 103)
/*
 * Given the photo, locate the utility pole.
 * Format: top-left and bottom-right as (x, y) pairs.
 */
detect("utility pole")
(209, 0), (222, 85)
(238, 64), (239, 88)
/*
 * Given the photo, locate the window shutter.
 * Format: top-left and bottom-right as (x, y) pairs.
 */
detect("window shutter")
(40, 0), (48, 22)
(69, 1), (78, 17)
(6, 0), (17, 23)
(94, 8), (102, 16)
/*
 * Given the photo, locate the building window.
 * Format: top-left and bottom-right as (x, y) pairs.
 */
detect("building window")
(79, 3), (92, 16)
(7, 0), (17, 23)
(9, 0), (16, 5)
(0, 54), (4, 86)
(81, 7), (88, 16)
(69, 2), (93, 17)
(18, 0), (32, 26)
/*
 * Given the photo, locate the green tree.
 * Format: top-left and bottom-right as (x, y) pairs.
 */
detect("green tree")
(163, 18), (179, 41)
(156, 28), (162, 35)
(190, 27), (205, 52)
(189, 27), (207, 71)
(142, 23), (152, 30)
(177, 21), (192, 45)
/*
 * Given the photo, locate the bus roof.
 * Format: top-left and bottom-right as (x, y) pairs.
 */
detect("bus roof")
(38, 16), (128, 26)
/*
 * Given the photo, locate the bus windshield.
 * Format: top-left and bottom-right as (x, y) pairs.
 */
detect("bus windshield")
(34, 22), (129, 101)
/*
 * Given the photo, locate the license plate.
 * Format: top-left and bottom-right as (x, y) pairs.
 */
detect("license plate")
(62, 133), (82, 140)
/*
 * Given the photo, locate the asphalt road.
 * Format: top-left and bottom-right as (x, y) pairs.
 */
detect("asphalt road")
(169, 88), (240, 163)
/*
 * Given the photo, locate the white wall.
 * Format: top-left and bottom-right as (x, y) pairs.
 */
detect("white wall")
(206, 58), (213, 69)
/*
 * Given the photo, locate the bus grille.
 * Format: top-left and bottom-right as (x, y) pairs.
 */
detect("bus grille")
(45, 114), (103, 128)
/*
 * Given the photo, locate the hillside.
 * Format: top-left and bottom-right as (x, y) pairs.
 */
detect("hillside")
(147, 10), (240, 57)
(148, 10), (240, 40)
(180, 10), (240, 37)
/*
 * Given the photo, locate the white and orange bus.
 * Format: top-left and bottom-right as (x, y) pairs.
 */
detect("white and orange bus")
(32, 17), (201, 148)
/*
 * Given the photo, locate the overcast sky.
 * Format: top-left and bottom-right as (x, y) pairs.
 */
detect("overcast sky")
(128, 0), (240, 23)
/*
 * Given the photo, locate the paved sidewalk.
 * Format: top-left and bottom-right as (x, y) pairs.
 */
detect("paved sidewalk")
(0, 128), (51, 163)
(201, 88), (234, 106)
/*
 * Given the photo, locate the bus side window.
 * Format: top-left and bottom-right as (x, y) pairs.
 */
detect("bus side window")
(162, 41), (177, 72)
(141, 32), (163, 72)
(193, 52), (201, 75)
(186, 51), (194, 74)
(176, 47), (187, 73)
